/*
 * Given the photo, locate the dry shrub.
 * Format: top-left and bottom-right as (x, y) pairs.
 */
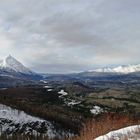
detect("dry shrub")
(69, 112), (140, 140)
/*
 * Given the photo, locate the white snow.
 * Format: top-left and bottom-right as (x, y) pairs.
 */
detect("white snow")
(95, 125), (140, 140)
(58, 90), (68, 97)
(67, 100), (81, 106)
(44, 85), (51, 88)
(40, 80), (47, 84)
(47, 89), (53, 91)
(0, 104), (54, 137)
(0, 104), (44, 124)
(44, 85), (52, 91)
(0, 104), (72, 138)
(93, 64), (140, 74)
(94, 68), (114, 73)
(0, 55), (33, 74)
(90, 106), (103, 115)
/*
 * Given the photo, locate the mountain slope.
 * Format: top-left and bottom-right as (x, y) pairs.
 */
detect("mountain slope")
(0, 55), (33, 74)
(94, 64), (140, 74)
(0, 55), (42, 85)
(0, 104), (71, 138)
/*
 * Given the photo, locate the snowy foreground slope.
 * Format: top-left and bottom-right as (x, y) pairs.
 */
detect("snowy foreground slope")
(0, 104), (72, 138)
(95, 125), (140, 140)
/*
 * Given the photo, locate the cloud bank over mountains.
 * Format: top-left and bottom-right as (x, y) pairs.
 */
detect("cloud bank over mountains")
(0, 0), (140, 73)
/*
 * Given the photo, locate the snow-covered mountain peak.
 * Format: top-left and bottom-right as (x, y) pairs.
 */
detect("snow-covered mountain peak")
(0, 55), (34, 74)
(94, 64), (140, 74)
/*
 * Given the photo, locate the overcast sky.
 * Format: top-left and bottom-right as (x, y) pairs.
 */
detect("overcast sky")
(0, 0), (140, 73)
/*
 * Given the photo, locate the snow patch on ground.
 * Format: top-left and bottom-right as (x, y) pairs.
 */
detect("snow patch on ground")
(95, 125), (140, 140)
(44, 85), (51, 88)
(67, 100), (81, 106)
(40, 80), (47, 84)
(58, 90), (68, 97)
(47, 89), (53, 91)
(0, 104), (72, 138)
(90, 106), (103, 115)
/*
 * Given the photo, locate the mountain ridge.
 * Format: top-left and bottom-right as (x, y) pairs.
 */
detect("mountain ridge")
(91, 64), (140, 74)
(0, 55), (34, 75)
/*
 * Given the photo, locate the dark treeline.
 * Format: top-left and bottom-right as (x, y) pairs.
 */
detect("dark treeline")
(0, 88), (84, 133)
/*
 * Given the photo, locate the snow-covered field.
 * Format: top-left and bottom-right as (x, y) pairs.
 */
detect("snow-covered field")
(95, 125), (140, 140)
(0, 104), (44, 124)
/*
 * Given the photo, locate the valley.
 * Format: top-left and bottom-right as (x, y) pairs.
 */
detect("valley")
(0, 56), (140, 139)
(0, 75), (140, 139)
(0, 0), (140, 139)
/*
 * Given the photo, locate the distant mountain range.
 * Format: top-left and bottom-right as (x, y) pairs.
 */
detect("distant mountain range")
(0, 55), (140, 87)
(1, 55), (140, 76)
(92, 64), (140, 74)
(76, 64), (140, 78)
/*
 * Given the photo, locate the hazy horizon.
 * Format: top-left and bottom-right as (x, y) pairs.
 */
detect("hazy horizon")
(1, 54), (140, 74)
(0, 0), (140, 73)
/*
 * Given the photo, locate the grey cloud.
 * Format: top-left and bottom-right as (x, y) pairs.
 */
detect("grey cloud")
(0, 0), (139, 73)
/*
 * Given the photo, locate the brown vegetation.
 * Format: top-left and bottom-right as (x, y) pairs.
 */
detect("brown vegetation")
(68, 112), (140, 140)
(0, 88), (139, 140)
(0, 87), (83, 132)
(0, 112), (139, 140)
